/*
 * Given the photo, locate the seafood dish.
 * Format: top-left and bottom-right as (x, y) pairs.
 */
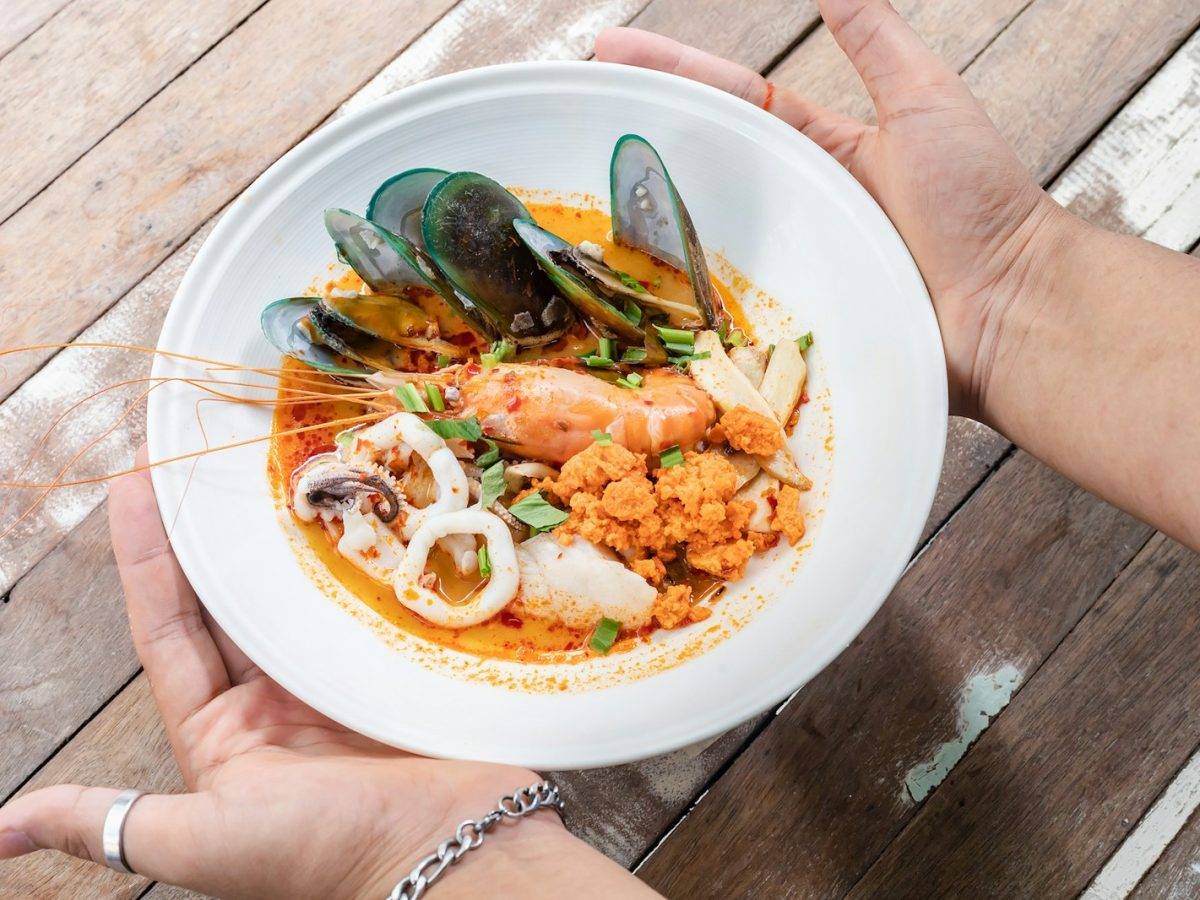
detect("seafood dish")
(263, 135), (814, 663)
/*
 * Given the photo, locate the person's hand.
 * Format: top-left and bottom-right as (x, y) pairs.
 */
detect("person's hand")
(0, 448), (648, 899)
(596, 0), (1071, 417)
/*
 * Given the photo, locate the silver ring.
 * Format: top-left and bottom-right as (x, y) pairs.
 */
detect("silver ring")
(101, 789), (146, 874)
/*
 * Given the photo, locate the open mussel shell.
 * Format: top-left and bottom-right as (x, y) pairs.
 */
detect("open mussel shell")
(366, 168), (448, 249)
(422, 172), (573, 346)
(326, 207), (498, 340)
(260, 297), (371, 375)
(511, 219), (644, 342)
(308, 305), (412, 372)
(319, 292), (468, 359)
(609, 134), (722, 328)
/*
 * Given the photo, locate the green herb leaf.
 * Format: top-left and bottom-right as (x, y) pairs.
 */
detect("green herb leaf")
(616, 270), (647, 293)
(478, 544), (492, 578)
(589, 617), (620, 654)
(426, 416), (483, 442)
(424, 382), (445, 412)
(490, 339), (516, 362)
(507, 492), (569, 531)
(436, 353), (451, 369)
(659, 445), (685, 468)
(395, 382), (429, 413)
(623, 299), (643, 326)
(620, 347), (648, 365)
(654, 325), (695, 347)
(477, 439), (501, 467)
(480, 461), (505, 509)
(591, 429), (613, 445)
(796, 331), (814, 352)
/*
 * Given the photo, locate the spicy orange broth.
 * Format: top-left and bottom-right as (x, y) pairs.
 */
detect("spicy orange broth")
(268, 201), (749, 663)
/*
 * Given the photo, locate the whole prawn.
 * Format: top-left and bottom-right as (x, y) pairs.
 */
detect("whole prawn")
(380, 361), (716, 464)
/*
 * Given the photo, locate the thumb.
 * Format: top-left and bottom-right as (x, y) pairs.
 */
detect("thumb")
(0, 783), (208, 884)
(818, 0), (971, 120)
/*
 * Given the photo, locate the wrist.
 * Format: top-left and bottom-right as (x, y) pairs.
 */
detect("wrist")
(955, 194), (1083, 422)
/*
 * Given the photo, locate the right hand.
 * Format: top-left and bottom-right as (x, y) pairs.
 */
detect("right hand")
(596, 0), (1069, 417)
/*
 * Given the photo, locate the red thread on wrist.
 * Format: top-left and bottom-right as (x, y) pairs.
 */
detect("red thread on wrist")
(762, 81), (776, 112)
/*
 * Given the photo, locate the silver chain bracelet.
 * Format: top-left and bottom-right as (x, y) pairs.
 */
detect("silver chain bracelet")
(386, 780), (564, 899)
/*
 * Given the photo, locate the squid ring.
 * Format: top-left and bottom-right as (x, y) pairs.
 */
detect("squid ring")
(343, 412), (469, 539)
(393, 509), (519, 628)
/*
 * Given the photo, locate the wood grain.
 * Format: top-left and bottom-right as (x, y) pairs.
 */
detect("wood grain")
(0, 0), (72, 59)
(0, 0), (263, 225)
(1131, 784), (1200, 898)
(0, 504), (137, 798)
(637, 451), (1152, 896)
(0, 674), (181, 898)
(849, 534), (1200, 897)
(628, 0), (818, 68)
(0, 0), (456, 401)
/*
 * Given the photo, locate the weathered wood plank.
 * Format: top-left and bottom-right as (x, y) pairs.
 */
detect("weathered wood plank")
(0, 0), (263, 225)
(0, 0), (71, 59)
(1130, 764), (1200, 898)
(637, 451), (1152, 895)
(0, 0), (457, 401)
(1056, 29), (1200, 246)
(848, 534), (1200, 897)
(1085, 749), (1200, 899)
(0, 504), (137, 798)
(626, 0), (819, 68)
(0, 675), (180, 898)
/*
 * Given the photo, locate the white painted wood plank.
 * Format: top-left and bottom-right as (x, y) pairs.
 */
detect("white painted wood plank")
(1053, 30), (1200, 248)
(1083, 749), (1200, 900)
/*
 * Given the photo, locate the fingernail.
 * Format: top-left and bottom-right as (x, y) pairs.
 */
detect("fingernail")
(0, 829), (36, 858)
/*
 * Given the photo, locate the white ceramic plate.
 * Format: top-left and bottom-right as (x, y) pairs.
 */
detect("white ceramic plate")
(148, 61), (946, 769)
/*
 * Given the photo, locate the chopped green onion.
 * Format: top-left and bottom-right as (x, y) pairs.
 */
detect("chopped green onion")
(582, 355), (615, 368)
(654, 325), (695, 347)
(767, 343), (776, 356)
(616, 371), (644, 390)
(507, 492), (569, 531)
(394, 382), (429, 413)
(591, 429), (613, 445)
(796, 331), (814, 352)
(334, 430), (354, 448)
(436, 353), (451, 369)
(477, 439), (501, 467)
(480, 460), (505, 509)
(478, 544), (492, 578)
(620, 347), (648, 365)
(616, 270), (647, 293)
(589, 617), (621, 654)
(659, 445), (685, 468)
(668, 350), (711, 368)
(425, 416), (483, 442)
(717, 321), (729, 342)
(597, 337), (616, 361)
(728, 328), (748, 347)
(663, 340), (695, 356)
(424, 382), (445, 412)
(623, 299), (643, 326)
(490, 339), (516, 362)
(480, 352), (499, 370)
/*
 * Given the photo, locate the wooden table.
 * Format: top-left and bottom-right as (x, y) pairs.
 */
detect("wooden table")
(2, 0), (1199, 896)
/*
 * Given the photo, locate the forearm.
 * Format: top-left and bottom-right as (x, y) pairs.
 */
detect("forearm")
(978, 206), (1200, 548)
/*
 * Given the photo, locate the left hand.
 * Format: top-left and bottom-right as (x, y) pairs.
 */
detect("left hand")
(0, 447), (646, 899)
